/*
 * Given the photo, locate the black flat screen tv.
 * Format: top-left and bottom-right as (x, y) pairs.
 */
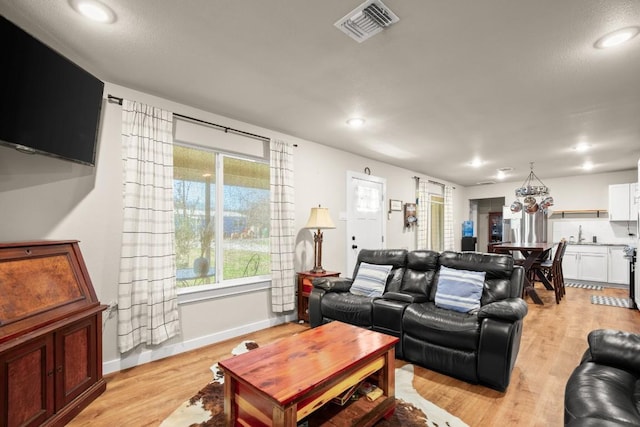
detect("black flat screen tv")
(0, 16), (104, 166)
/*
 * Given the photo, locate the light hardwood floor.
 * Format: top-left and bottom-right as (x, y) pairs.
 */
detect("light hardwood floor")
(69, 285), (640, 427)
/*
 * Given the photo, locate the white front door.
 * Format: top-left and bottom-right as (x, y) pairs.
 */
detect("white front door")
(346, 171), (386, 276)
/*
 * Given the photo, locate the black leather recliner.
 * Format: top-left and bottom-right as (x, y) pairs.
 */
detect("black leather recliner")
(309, 248), (527, 391)
(402, 251), (526, 391)
(564, 329), (640, 426)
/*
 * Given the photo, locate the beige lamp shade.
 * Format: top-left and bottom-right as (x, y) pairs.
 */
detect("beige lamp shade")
(305, 207), (335, 230)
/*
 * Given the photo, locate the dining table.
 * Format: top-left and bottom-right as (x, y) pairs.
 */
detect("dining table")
(491, 242), (554, 305)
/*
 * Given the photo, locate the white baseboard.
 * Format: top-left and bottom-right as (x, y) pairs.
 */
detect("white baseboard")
(103, 313), (297, 375)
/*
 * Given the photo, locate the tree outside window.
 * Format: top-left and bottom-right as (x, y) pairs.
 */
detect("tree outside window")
(173, 145), (270, 289)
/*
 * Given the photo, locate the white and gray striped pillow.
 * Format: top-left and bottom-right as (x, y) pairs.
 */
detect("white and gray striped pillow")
(350, 262), (393, 297)
(434, 265), (485, 313)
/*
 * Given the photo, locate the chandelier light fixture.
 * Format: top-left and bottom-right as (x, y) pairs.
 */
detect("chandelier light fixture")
(510, 162), (554, 215)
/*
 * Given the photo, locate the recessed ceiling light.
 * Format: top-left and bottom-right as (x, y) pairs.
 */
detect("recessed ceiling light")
(496, 167), (513, 180)
(594, 26), (640, 49)
(69, 0), (116, 24)
(574, 142), (591, 152)
(346, 117), (365, 128)
(582, 161), (594, 170)
(469, 158), (483, 168)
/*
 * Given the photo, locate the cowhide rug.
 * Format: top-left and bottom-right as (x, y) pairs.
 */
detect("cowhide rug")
(160, 341), (468, 427)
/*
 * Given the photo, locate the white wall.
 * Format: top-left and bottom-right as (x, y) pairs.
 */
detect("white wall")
(464, 170), (638, 246)
(0, 82), (462, 373)
(293, 140), (464, 275)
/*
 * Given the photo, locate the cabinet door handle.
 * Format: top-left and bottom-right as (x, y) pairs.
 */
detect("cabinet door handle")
(56, 366), (63, 373)
(47, 370), (55, 377)
(352, 245), (358, 249)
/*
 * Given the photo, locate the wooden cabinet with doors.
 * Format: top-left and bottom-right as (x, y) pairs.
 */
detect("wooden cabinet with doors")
(0, 240), (106, 427)
(488, 212), (503, 243)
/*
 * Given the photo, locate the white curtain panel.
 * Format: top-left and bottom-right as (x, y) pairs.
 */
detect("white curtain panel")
(117, 100), (180, 353)
(269, 139), (296, 312)
(444, 185), (454, 251)
(417, 181), (429, 250)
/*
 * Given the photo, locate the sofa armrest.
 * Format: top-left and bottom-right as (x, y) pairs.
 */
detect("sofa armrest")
(584, 329), (640, 375)
(477, 298), (528, 322)
(313, 277), (353, 293)
(382, 291), (429, 304)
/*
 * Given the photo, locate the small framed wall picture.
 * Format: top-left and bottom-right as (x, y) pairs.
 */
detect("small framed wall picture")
(404, 203), (417, 227)
(389, 199), (402, 212)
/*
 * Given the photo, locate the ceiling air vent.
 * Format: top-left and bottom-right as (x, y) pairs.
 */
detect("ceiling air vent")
(334, 0), (400, 43)
(476, 180), (497, 186)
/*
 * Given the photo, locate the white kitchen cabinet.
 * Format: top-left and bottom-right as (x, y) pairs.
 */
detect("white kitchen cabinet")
(562, 251), (579, 279)
(609, 183), (638, 221)
(578, 252), (608, 282)
(563, 245), (608, 283)
(607, 246), (631, 285)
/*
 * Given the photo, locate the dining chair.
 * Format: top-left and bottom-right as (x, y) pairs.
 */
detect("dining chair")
(534, 239), (567, 303)
(556, 239), (568, 298)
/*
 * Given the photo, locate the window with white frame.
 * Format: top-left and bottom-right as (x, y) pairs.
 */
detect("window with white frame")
(173, 144), (270, 291)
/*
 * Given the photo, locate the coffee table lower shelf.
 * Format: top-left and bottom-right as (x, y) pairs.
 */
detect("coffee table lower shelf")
(303, 394), (396, 427)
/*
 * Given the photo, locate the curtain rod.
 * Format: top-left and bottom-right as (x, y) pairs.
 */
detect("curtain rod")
(412, 176), (456, 190)
(108, 94), (277, 144)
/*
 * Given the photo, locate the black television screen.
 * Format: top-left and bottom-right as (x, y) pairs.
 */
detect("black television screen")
(0, 16), (104, 166)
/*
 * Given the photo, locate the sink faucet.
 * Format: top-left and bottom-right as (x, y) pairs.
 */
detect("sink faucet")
(578, 225), (585, 243)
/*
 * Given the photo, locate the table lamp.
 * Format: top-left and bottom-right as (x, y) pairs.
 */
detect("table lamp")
(304, 205), (336, 273)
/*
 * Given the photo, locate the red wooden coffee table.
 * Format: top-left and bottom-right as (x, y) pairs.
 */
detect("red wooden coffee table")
(219, 321), (398, 426)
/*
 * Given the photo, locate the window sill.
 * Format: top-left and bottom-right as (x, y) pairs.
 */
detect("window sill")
(177, 276), (271, 305)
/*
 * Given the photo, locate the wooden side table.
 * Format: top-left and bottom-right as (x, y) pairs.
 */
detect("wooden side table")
(297, 270), (340, 322)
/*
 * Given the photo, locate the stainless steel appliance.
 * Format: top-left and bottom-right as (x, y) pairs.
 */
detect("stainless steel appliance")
(502, 207), (547, 244)
(623, 246), (636, 309)
(522, 210), (547, 243)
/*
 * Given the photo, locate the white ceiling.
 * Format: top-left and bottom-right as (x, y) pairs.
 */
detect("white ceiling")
(2, 0), (639, 186)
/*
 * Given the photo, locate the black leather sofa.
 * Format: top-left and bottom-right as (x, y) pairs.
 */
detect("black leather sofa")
(309, 249), (527, 391)
(564, 329), (640, 426)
